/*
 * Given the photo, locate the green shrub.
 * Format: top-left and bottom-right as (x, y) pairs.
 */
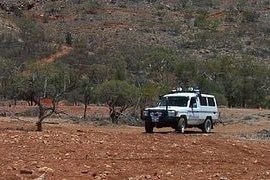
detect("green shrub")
(242, 11), (260, 23)
(118, 3), (127, 8)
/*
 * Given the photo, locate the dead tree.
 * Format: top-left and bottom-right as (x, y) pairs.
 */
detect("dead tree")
(34, 97), (56, 131)
(33, 85), (75, 131)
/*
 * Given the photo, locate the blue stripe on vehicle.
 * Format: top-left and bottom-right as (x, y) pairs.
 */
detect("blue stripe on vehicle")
(188, 111), (217, 114)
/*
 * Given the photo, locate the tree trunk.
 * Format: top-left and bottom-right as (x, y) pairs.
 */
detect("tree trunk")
(36, 120), (42, 131)
(110, 111), (119, 124)
(83, 95), (89, 119)
(83, 103), (87, 119)
(13, 98), (17, 106)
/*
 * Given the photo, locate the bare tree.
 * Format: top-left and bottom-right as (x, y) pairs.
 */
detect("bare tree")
(34, 85), (75, 131)
(18, 62), (77, 131)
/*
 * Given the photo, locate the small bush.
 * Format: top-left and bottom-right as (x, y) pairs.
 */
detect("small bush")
(118, 3), (127, 8)
(15, 107), (39, 117)
(242, 11), (260, 23)
(256, 129), (270, 139)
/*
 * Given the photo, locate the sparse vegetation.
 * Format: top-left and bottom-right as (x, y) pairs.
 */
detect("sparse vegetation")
(1, 0), (270, 130)
(242, 10), (260, 23)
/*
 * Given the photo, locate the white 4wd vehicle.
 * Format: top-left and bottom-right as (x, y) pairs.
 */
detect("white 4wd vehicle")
(141, 90), (219, 133)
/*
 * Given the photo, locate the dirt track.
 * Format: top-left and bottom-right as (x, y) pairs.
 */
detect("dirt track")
(0, 107), (269, 180)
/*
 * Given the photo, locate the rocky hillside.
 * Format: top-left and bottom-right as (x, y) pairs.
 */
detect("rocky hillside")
(1, 0), (270, 108)
(1, 0), (270, 62)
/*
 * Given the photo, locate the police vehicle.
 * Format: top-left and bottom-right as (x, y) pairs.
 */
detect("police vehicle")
(141, 88), (219, 133)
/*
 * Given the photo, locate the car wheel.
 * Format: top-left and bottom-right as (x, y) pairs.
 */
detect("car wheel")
(177, 117), (186, 133)
(202, 118), (212, 133)
(145, 121), (153, 133)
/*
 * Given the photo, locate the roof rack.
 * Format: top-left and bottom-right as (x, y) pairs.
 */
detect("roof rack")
(171, 87), (201, 95)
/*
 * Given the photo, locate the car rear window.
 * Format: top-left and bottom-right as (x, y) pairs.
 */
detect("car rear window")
(208, 97), (216, 106)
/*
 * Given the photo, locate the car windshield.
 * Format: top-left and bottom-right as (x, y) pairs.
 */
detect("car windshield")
(158, 96), (189, 107)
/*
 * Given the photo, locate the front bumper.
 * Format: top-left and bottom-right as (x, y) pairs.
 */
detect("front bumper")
(141, 110), (179, 127)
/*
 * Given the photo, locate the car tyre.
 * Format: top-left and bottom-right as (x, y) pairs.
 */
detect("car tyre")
(177, 117), (186, 133)
(145, 121), (153, 133)
(202, 118), (212, 133)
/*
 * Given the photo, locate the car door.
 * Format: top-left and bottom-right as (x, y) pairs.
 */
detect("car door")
(198, 95), (208, 124)
(187, 96), (200, 125)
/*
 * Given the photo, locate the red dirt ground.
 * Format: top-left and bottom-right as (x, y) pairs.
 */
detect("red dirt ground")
(0, 106), (269, 180)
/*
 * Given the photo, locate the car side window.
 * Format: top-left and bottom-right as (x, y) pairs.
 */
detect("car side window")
(208, 97), (216, 106)
(199, 96), (207, 106)
(190, 97), (197, 108)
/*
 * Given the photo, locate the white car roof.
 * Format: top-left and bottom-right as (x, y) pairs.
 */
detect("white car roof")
(163, 92), (215, 98)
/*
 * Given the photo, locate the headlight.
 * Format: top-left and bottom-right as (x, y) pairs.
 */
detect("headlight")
(167, 110), (176, 117)
(142, 110), (148, 117)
